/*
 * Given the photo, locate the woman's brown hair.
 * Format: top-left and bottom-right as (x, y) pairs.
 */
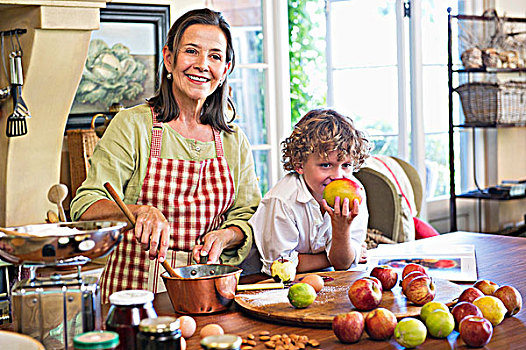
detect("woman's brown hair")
(281, 109), (372, 172)
(147, 8), (236, 133)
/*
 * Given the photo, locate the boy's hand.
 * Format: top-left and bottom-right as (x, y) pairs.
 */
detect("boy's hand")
(322, 196), (359, 236)
(322, 196), (361, 270)
(358, 242), (368, 263)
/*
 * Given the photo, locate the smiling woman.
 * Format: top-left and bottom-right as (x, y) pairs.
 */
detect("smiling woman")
(70, 8), (261, 304)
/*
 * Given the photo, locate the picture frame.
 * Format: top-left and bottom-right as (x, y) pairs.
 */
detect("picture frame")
(66, 3), (170, 130)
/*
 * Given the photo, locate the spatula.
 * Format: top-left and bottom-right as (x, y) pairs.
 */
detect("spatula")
(103, 182), (180, 278)
(6, 51), (30, 137)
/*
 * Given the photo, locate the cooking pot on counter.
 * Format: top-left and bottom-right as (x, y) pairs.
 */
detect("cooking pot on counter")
(162, 264), (242, 314)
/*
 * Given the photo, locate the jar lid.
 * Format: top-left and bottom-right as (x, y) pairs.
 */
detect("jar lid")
(73, 331), (119, 349)
(109, 290), (154, 305)
(139, 316), (180, 333)
(200, 335), (242, 349)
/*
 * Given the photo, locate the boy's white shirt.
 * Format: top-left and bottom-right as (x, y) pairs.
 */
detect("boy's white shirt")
(249, 172), (368, 275)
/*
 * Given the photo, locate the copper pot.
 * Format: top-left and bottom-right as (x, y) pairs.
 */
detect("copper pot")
(161, 264), (242, 314)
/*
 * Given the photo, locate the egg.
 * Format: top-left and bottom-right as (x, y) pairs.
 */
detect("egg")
(200, 323), (224, 338)
(302, 274), (324, 293)
(178, 315), (197, 338)
(180, 337), (186, 350)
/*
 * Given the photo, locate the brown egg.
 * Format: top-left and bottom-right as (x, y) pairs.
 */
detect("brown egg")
(302, 274), (324, 293)
(178, 315), (197, 339)
(199, 323), (224, 338)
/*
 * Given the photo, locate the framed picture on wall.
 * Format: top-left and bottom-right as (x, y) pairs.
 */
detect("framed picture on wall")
(67, 3), (169, 130)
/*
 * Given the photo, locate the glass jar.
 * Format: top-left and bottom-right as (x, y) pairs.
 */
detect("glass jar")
(200, 335), (242, 350)
(136, 316), (182, 350)
(73, 331), (119, 350)
(105, 290), (157, 350)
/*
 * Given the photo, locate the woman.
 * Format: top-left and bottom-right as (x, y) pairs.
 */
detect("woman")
(70, 8), (261, 302)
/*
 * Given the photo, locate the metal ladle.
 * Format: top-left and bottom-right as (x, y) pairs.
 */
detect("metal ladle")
(103, 182), (181, 278)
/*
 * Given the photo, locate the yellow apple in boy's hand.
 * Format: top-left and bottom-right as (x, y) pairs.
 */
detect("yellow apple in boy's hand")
(270, 258), (296, 283)
(323, 178), (363, 209)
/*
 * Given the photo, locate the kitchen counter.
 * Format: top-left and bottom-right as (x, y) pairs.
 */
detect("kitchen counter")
(3, 231), (525, 349)
(145, 231), (526, 349)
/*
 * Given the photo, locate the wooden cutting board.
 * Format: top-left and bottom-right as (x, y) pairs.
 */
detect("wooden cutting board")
(235, 270), (462, 328)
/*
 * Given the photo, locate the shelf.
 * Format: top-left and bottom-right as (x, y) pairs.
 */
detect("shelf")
(451, 13), (526, 23)
(448, 8), (526, 232)
(452, 68), (526, 73)
(454, 123), (526, 128)
(456, 189), (526, 201)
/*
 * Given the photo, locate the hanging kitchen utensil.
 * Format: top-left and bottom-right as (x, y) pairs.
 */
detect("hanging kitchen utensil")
(103, 182), (181, 278)
(0, 33), (10, 102)
(6, 31), (30, 137)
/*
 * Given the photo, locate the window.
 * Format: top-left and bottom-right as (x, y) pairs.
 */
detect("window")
(213, 1), (291, 194)
(326, 0), (467, 202)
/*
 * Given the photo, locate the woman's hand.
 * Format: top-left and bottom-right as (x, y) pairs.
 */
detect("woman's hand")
(192, 226), (245, 264)
(133, 205), (171, 262)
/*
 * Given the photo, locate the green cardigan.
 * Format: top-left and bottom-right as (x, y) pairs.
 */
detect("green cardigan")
(70, 104), (261, 264)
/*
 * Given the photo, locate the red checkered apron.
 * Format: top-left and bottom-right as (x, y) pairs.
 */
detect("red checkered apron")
(100, 111), (235, 303)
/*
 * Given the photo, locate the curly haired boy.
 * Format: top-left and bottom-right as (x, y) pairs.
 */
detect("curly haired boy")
(248, 108), (372, 276)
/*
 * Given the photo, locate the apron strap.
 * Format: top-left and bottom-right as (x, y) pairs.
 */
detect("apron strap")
(213, 129), (225, 157)
(150, 107), (164, 158)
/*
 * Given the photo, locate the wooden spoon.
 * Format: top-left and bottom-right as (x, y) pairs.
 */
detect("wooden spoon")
(48, 184), (68, 222)
(103, 182), (180, 278)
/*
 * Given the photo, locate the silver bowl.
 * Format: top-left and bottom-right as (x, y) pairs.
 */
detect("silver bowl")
(0, 221), (127, 265)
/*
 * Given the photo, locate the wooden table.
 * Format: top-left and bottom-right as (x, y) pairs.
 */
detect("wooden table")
(149, 232), (526, 349)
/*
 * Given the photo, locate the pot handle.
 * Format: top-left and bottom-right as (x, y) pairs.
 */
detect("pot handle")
(90, 113), (109, 130)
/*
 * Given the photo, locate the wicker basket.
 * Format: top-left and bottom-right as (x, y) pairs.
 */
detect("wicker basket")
(456, 82), (526, 125)
(67, 129), (99, 196)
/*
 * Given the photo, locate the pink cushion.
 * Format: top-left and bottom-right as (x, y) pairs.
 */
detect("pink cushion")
(414, 217), (439, 239)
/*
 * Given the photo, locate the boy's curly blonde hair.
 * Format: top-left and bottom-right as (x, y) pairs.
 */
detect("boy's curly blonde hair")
(281, 109), (372, 172)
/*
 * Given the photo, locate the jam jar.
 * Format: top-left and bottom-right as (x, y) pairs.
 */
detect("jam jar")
(200, 335), (242, 350)
(136, 316), (182, 350)
(73, 331), (119, 350)
(105, 290), (157, 350)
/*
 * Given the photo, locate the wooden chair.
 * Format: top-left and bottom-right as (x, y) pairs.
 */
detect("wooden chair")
(355, 156), (423, 243)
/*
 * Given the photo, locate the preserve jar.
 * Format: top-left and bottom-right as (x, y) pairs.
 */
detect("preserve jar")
(200, 335), (242, 350)
(73, 331), (119, 350)
(136, 316), (182, 350)
(105, 290), (157, 350)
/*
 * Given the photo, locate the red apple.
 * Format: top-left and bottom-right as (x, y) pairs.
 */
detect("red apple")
(451, 302), (483, 330)
(459, 315), (493, 348)
(370, 265), (398, 291)
(348, 277), (382, 311)
(473, 279), (499, 295)
(402, 263), (427, 279)
(364, 276), (383, 293)
(323, 178), (363, 210)
(458, 287), (484, 304)
(332, 311), (364, 343)
(405, 275), (436, 305)
(401, 271), (427, 294)
(365, 307), (397, 340)
(493, 285), (522, 317)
